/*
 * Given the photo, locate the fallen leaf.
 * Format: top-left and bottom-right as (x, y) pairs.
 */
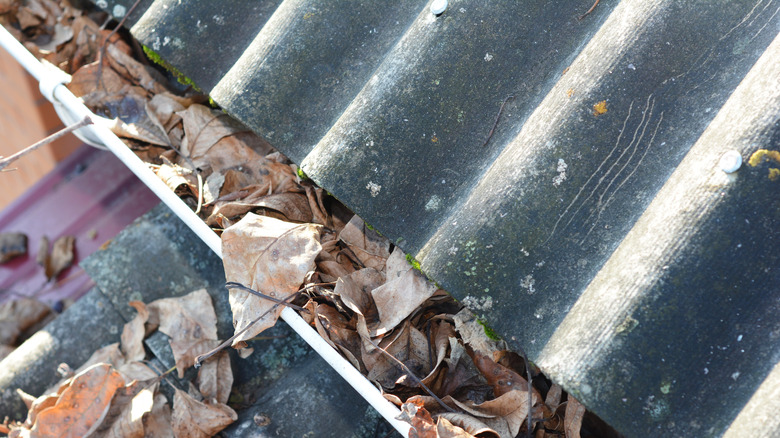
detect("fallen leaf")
(436, 412), (496, 437)
(120, 301), (148, 363)
(564, 396), (586, 438)
(87, 380), (155, 438)
(178, 104), (250, 162)
(46, 235), (75, 280)
(142, 393), (174, 438)
(171, 387), (236, 438)
(399, 402), (437, 438)
(147, 289), (218, 378)
(473, 352), (531, 398)
(29, 364), (125, 438)
(0, 232), (28, 263)
(446, 389), (535, 438)
(0, 297), (52, 345)
(338, 215), (390, 271)
(365, 322), (431, 389)
(312, 302), (362, 371)
(371, 263), (437, 336)
(195, 348), (233, 404)
(221, 213), (322, 345)
(452, 309), (503, 357)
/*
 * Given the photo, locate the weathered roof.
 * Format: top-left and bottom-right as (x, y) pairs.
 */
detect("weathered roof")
(101, 0), (780, 435)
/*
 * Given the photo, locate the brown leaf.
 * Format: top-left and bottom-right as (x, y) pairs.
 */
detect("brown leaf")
(47, 235), (75, 280)
(399, 402), (437, 438)
(472, 352), (530, 398)
(120, 301), (148, 363)
(333, 268), (384, 338)
(0, 232), (28, 263)
(452, 309), (503, 357)
(0, 297), (52, 345)
(87, 380), (155, 438)
(142, 393), (174, 438)
(370, 259), (437, 336)
(209, 192), (312, 225)
(171, 388), (237, 438)
(364, 322), (431, 389)
(436, 413), (496, 437)
(222, 213), (322, 345)
(312, 303), (362, 371)
(564, 396), (586, 438)
(338, 215), (390, 271)
(29, 364), (125, 438)
(155, 162), (198, 195)
(446, 389), (536, 438)
(178, 104), (250, 162)
(195, 349), (233, 404)
(147, 289), (218, 377)
(435, 416), (478, 438)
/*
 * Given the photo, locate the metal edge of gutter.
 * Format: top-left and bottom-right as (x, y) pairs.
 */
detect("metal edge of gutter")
(0, 25), (410, 435)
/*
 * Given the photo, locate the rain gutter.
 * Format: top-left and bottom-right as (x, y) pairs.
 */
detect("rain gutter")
(0, 25), (409, 435)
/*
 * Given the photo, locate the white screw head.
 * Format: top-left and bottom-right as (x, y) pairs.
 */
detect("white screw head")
(431, 0), (448, 15)
(719, 150), (742, 173)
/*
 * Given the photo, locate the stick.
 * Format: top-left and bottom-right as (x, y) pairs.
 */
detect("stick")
(482, 95), (515, 147)
(225, 282), (309, 313)
(578, 0), (600, 20)
(0, 116), (92, 172)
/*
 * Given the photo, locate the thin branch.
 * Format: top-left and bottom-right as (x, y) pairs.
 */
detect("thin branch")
(364, 337), (456, 413)
(96, 0), (144, 90)
(225, 282), (309, 313)
(578, 0), (600, 20)
(0, 116), (92, 172)
(482, 95), (515, 147)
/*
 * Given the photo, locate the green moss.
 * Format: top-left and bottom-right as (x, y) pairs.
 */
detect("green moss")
(405, 254), (422, 271)
(477, 319), (501, 340)
(296, 167), (309, 180)
(142, 45), (202, 92)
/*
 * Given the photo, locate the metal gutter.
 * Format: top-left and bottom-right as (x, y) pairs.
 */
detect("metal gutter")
(0, 25), (409, 435)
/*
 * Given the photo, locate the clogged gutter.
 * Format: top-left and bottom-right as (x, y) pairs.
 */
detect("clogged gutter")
(0, 2), (617, 437)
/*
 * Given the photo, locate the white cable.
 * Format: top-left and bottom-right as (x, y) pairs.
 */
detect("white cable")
(0, 24), (409, 435)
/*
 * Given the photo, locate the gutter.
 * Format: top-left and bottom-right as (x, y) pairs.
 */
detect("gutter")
(0, 25), (409, 435)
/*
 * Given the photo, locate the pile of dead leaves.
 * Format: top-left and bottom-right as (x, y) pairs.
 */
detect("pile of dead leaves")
(3, 289), (235, 438)
(1, 1), (602, 437)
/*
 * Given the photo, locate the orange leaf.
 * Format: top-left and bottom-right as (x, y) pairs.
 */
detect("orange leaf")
(473, 352), (528, 397)
(30, 364), (125, 438)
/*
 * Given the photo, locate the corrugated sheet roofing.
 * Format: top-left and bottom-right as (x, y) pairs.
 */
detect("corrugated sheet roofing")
(97, 0), (780, 435)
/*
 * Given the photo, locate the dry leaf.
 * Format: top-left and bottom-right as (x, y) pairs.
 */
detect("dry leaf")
(338, 215), (390, 271)
(452, 309), (503, 357)
(312, 303), (362, 371)
(178, 104), (249, 161)
(37, 235), (75, 280)
(147, 289), (218, 378)
(435, 416), (477, 437)
(142, 393), (174, 438)
(29, 364), (125, 438)
(564, 396), (586, 438)
(171, 388), (236, 438)
(446, 389), (535, 438)
(365, 322), (431, 389)
(195, 349), (233, 405)
(0, 232), (28, 263)
(120, 301), (148, 363)
(0, 298), (52, 345)
(221, 213), (322, 345)
(399, 402), (437, 438)
(87, 380), (155, 438)
(371, 263), (437, 336)
(473, 352), (531, 398)
(437, 412), (496, 437)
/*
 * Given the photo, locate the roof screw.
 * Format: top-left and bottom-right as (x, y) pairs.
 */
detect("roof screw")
(719, 150), (742, 174)
(430, 0), (448, 15)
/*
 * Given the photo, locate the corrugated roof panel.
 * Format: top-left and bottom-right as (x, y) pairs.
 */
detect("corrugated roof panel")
(87, 0), (780, 435)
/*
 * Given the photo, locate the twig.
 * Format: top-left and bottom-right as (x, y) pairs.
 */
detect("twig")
(516, 345), (535, 438)
(482, 95), (515, 147)
(194, 292), (301, 367)
(225, 282), (309, 313)
(364, 337), (456, 413)
(578, 0), (600, 20)
(0, 116), (92, 172)
(96, 0), (144, 89)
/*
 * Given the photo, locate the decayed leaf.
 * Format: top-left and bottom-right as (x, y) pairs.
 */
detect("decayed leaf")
(195, 348), (233, 404)
(473, 352), (532, 398)
(399, 402), (437, 438)
(0, 232), (28, 263)
(221, 213), (322, 345)
(365, 322), (431, 389)
(564, 396), (586, 438)
(338, 215), (390, 271)
(119, 301), (148, 363)
(147, 289), (218, 378)
(312, 302), (363, 370)
(446, 389), (535, 438)
(0, 297), (52, 345)
(29, 364), (125, 438)
(435, 416), (477, 438)
(370, 260), (437, 336)
(171, 387), (236, 438)
(142, 393), (174, 438)
(87, 380), (155, 438)
(452, 309), (504, 357)
(436, 412), (496, 437)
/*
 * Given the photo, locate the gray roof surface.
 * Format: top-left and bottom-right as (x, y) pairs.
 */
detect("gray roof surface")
(102, 0), (780, 435)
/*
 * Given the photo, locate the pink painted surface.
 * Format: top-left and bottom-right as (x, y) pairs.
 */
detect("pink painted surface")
(0, 144), (159, 305)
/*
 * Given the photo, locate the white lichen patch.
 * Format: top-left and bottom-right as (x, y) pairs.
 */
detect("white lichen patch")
(484, 53), (493, 62)
(366, 181), (382, 197)
(553, 158), (567, 186)
(425, 195), (442, 211)
(462, 295), (493, 311)
(520, 274), (536, 294)
(112, 4), (126, 17)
